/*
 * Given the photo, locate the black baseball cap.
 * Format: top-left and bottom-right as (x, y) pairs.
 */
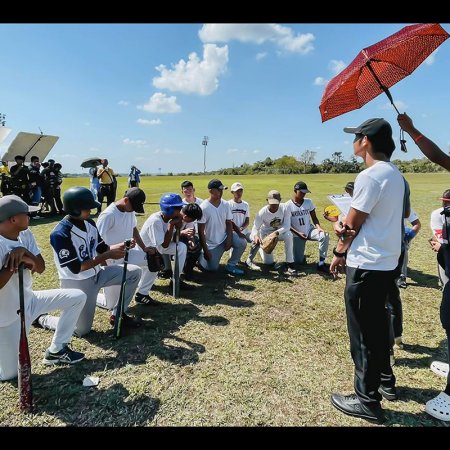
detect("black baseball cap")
(344, 182), (354, 191)
(344, 118), (395, 152)
(181, 180), (193, 189)
(208, 179), (227, 190)
(294, 181), (311, 193)
(125, 187), (146, 213)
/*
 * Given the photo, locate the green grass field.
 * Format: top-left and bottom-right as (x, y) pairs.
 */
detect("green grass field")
(0, 173), (449, 427)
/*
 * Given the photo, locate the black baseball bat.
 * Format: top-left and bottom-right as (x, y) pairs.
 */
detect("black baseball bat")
(173, 229), (180, 299)
(113, 239), (131, 339)
(17, 263), (33, 412)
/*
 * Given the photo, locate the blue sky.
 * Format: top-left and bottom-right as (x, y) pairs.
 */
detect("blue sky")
(1, 23), (449, 174)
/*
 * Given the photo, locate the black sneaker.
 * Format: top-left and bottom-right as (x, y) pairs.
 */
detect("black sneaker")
(331, 393), (385, 423)
(43, 345), (85, 366)
(135, 293), (161, 306)
(158, 269), (173, 279)
(378, 385), (398, 401)
(396, 276), (407, 289)
(317, 263), (330, 274)
(109, 313), (143, 328)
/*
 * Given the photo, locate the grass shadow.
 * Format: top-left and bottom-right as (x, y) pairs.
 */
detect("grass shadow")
(407, 267), (441, 290)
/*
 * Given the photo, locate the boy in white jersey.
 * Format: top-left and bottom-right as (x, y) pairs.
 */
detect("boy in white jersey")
(0, 195), (86, 381)
(197, 179), (247, 275)
(181, 180), (203, 205)
(96, 188), (160, 306)
(246, 190), (295, 273)
(285, 181), (330, 273)
(228, 182), (251, 243)
(49, 187), (142, 336)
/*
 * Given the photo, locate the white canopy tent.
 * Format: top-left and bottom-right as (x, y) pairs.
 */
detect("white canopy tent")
(0, 127), (12, 147)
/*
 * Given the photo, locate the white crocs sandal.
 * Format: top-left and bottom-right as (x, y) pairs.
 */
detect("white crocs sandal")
(430, 361), (449, 378)
(426, 392), (450, 421)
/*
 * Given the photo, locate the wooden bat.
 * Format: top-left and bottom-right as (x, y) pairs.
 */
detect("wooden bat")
(18, 263), (33, 413)
(113, 239), (131, 339)
(173, 228), (180, 299)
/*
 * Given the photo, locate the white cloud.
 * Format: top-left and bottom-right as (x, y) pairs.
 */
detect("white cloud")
(227, 148), (239, 153)
(343, 140), (350, 145)
(253, 149), (260, 154)
(152, 148), (180, 155)
(59, 153), (77, 159)
(256, 52), (267, 61)
(138, 93), (181, 114)
(199, 24), (315, 55)
(152, 44), (228, 96)
(118, 100), (130, 106)
(137, 118), (162, 126)
(424, 49), (438, 66)
(313, 77), (328, 86)
(329, 59), (346, 74)
(122, 138), (148, 148)
(380, 100), (407, 111)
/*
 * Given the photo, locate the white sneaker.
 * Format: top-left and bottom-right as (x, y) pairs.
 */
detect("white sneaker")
(431, 361), (449, 378)
(245, 258), (261, 271)
(394, 336), (404, 350)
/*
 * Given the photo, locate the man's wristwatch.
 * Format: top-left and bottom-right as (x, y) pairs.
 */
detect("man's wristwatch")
(332, 247), (346, 257)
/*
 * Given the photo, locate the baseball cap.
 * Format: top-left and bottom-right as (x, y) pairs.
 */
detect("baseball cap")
(344, 182), (355, 191)
(293, 181), (311, 193)
(267, 190), (281, 204)
(0, 195), (40, 222)
(231, 182), (244, 192)
(344, 118), (395, 152)
(440, 189), (450, 202)
(125, 187), (146, 213)
(208, 179), (228, 190)
(181, 180), (194, 189)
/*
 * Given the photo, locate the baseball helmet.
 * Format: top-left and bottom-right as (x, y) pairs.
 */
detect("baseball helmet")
(160, 193), (184, 216)
(63, 186), (101, 216)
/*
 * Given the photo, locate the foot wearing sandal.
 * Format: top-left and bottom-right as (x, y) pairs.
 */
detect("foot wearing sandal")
(431, 361), (449, 378)
(426, 392), (450, 421)
(135, 293), (161, 306)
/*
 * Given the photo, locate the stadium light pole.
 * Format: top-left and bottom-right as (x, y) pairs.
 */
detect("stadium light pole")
(202, 136), (209, 174)
(0, 113), (6, 127)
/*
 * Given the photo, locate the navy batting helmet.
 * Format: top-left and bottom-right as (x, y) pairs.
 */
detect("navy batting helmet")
(160, 193), (184, 216)
(63, 186), (101, 217)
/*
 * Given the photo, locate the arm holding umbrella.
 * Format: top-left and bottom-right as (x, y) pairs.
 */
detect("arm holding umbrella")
(398, 113), (450, 171)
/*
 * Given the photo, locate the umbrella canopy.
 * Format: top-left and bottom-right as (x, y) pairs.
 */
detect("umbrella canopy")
(1, 132), (59, 162)
(320, 23), (450, 122)
(80, 157), (102, 168)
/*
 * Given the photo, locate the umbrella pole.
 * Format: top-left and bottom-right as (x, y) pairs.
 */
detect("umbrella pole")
(366, 61), (401, 115)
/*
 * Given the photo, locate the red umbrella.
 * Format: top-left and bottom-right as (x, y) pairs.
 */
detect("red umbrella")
(319, 23), (449, 124)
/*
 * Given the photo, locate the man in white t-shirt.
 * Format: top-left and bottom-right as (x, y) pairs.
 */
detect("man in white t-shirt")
(246, 190), (295, 273)
(197, 179), (247, 275)
(330, 118), (408, 424)
(96, 188), (159, 306)
(181, 180), (203, 206)
(285, 181), (330, 273)
(228, 182), (251, 243)
(0, 196), (87, 381)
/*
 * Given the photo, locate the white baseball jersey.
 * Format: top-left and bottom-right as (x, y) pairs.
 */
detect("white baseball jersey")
(0, 229), (40, 327)
(250, 204), (291, 239)
(140, 212), (168, 248)
(198, 199), (233, 249)
(284, 198), (316, 235)
(183, 197), (203, 205)
(50, 218), (106, 280)
(96, 203), (137, 246)
(228, 199), (250, 229)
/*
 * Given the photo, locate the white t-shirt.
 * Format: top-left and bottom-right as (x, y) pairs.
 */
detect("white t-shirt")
(284, 198), (315, 235)
(228, 199), (250, 229)
(140, 212), (168, 249)
(96, 203), (137, 246)
(347, 161), (405, 271)
(197, 199), (232, 249)
(430, 207), (444, 243)
(183, 197), (203, 205)
(0, 230), (40, 327)
(250, 204), (291, 239)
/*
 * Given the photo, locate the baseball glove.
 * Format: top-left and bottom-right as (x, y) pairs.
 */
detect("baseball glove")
(147, 250), (164, 272)
(261, 232), (279, 254)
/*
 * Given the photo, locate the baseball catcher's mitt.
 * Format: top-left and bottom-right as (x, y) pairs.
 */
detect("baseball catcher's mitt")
(147, 250), (164, 272)
(261, 232), (279, 254)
